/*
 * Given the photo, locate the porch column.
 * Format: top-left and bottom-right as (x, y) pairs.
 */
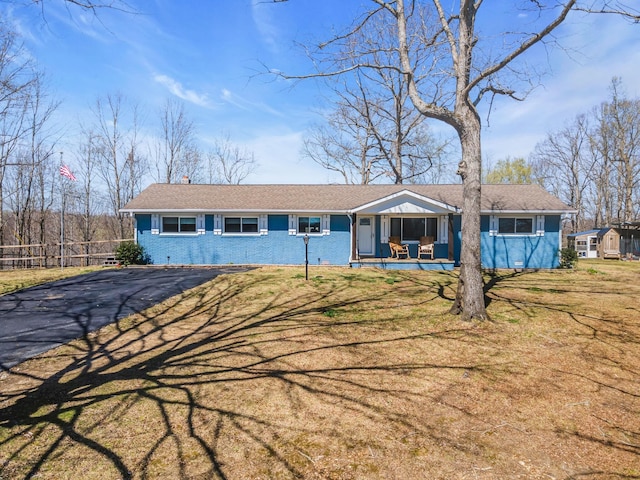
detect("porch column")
(351, 214), (357, 260)
(448, 213), (454, 261)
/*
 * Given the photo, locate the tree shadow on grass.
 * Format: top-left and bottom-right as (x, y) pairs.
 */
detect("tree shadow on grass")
(0, 268), (637, 479)
(0, 270), (497, 479)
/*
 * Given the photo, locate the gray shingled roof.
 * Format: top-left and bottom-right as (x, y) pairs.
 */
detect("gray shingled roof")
(121, 183), (572, 213)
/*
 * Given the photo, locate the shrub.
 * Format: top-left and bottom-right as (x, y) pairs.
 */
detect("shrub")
(115, 241), (148, 266)
(559, 247), (578, 269)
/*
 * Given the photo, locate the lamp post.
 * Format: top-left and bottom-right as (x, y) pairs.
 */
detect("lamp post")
(303, 233), (309, 280)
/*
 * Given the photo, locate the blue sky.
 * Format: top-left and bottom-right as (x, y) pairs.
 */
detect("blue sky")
(4, 1), (640, 184)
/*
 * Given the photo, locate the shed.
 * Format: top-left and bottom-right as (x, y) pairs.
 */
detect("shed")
(598, 227), (621, 259)
(567, 229), (599, 258)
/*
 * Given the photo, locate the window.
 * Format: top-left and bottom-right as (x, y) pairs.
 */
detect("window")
(390, 217), (437, 241)
(162, 216), (196, 233)
(224, 217), (259, 234)
(298, 216), (321, 234)
(498, 217), (533, 234)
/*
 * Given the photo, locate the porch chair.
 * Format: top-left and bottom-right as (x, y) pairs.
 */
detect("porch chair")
(418, 236), (435, 260)
(388, 236), (410, 258)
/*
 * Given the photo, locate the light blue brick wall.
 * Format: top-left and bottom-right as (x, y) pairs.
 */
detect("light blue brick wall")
(136, 214), (352, 265)
(480, 215), (561, 269)
(136, 212), (561, 268)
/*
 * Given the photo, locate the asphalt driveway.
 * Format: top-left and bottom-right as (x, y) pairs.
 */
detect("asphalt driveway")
(0, 267), (248, 370)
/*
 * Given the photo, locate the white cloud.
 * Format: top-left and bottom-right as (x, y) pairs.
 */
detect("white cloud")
(154, 74), (211, 108)
(220, 88), (285, 117)
(251, 0), (281, 52)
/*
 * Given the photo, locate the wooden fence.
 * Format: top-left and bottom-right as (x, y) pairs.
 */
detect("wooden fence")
(0, 239), (134, 269)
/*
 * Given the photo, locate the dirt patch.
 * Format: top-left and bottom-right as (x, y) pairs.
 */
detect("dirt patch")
(0, 261), (638, 479)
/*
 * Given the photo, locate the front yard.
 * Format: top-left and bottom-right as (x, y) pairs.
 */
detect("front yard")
(0, 261), (638, 479)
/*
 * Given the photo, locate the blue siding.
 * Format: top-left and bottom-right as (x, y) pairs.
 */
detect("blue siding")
(135, 212), (562, 269)
(480, 215), (561, 269)
(136, 214), (351, 266)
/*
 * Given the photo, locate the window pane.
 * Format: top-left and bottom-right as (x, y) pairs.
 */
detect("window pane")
(390, 218), (401, 237)
(403, 218), (425, 241)
(298, 217), (309, 234)
(498, 218), (515, 234)
(225, 217), (241, 233)
(426, 218), (438, 239)
(163, 217), (179, 232)
(180, 217), (196, 232)
(299, 216), (321, 233)
(515, 218), (533, 233)
(242, 217), (259, 233)
(309, 217), (321, 233)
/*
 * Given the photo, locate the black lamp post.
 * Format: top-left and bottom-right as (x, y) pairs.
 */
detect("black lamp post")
(303, 233), (309, 280)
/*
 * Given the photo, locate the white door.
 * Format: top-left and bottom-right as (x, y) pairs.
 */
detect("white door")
(357, 217), (374, 256)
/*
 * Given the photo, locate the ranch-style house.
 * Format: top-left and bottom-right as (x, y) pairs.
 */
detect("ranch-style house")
(121, 183), (573, 270)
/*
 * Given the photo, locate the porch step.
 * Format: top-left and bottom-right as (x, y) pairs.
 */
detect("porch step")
(351, 258), (455, 271)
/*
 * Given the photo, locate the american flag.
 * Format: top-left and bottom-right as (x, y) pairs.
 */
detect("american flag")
(60, 165), (77, 181)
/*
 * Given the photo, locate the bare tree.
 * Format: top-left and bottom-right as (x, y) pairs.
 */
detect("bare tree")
(0, 22), (40, 252)
(591, 78), (640, 226)
(73, 129), (106, 260)
(91, 93), (144, 239)
(274, 0), (639, 320)
(6, 72), (59, 247)
(303, 8), (450, 185)
(303, 99), (383, 184)
(531, 115), (595, 232)
(305, 75), (450, 184)
(153, 98), (200, 184)
(205, 134), (257, 184)
(532, 78), (640, 231)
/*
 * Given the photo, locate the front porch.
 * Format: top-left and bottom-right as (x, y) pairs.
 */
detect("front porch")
(351, 190), (459, 271)
(350, 257), (455, 270)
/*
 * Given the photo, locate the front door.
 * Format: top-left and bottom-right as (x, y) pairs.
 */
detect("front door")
(357, 216), (374, 256)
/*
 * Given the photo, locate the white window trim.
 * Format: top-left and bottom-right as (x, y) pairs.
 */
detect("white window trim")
(381, 215), (389, 243)
(222, 215), (262, 236)
(197, 214), (206, 235)
(490, 215), (544, 237)
(289, 214), (330, 236)
(151, 214), (160, 235)
(159, 215), (199, 236)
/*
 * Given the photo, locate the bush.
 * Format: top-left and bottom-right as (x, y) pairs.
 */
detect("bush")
(115, 241), (148, 266)
(559, 247), (578, 269)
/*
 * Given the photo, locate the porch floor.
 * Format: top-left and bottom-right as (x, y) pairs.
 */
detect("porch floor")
(351, 257), (455, 271)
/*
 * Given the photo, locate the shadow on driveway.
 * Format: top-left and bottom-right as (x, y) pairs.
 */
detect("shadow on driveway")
(0, 267), (249, 370)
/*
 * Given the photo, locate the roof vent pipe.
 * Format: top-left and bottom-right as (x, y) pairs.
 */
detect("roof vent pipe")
(181, 175), (191, 184)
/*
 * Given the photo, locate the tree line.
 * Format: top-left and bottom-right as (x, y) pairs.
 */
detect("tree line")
(483, 78), (640, 233)
(0, 21), (257, 252)
(531, 78), (640, 232)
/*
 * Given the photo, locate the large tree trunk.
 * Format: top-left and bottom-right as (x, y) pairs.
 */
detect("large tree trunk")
(450, 110), (489, 321)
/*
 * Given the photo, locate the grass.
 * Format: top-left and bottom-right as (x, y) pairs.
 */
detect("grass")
(0, 266), (102, 295)
(0, 260), (638, 479)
